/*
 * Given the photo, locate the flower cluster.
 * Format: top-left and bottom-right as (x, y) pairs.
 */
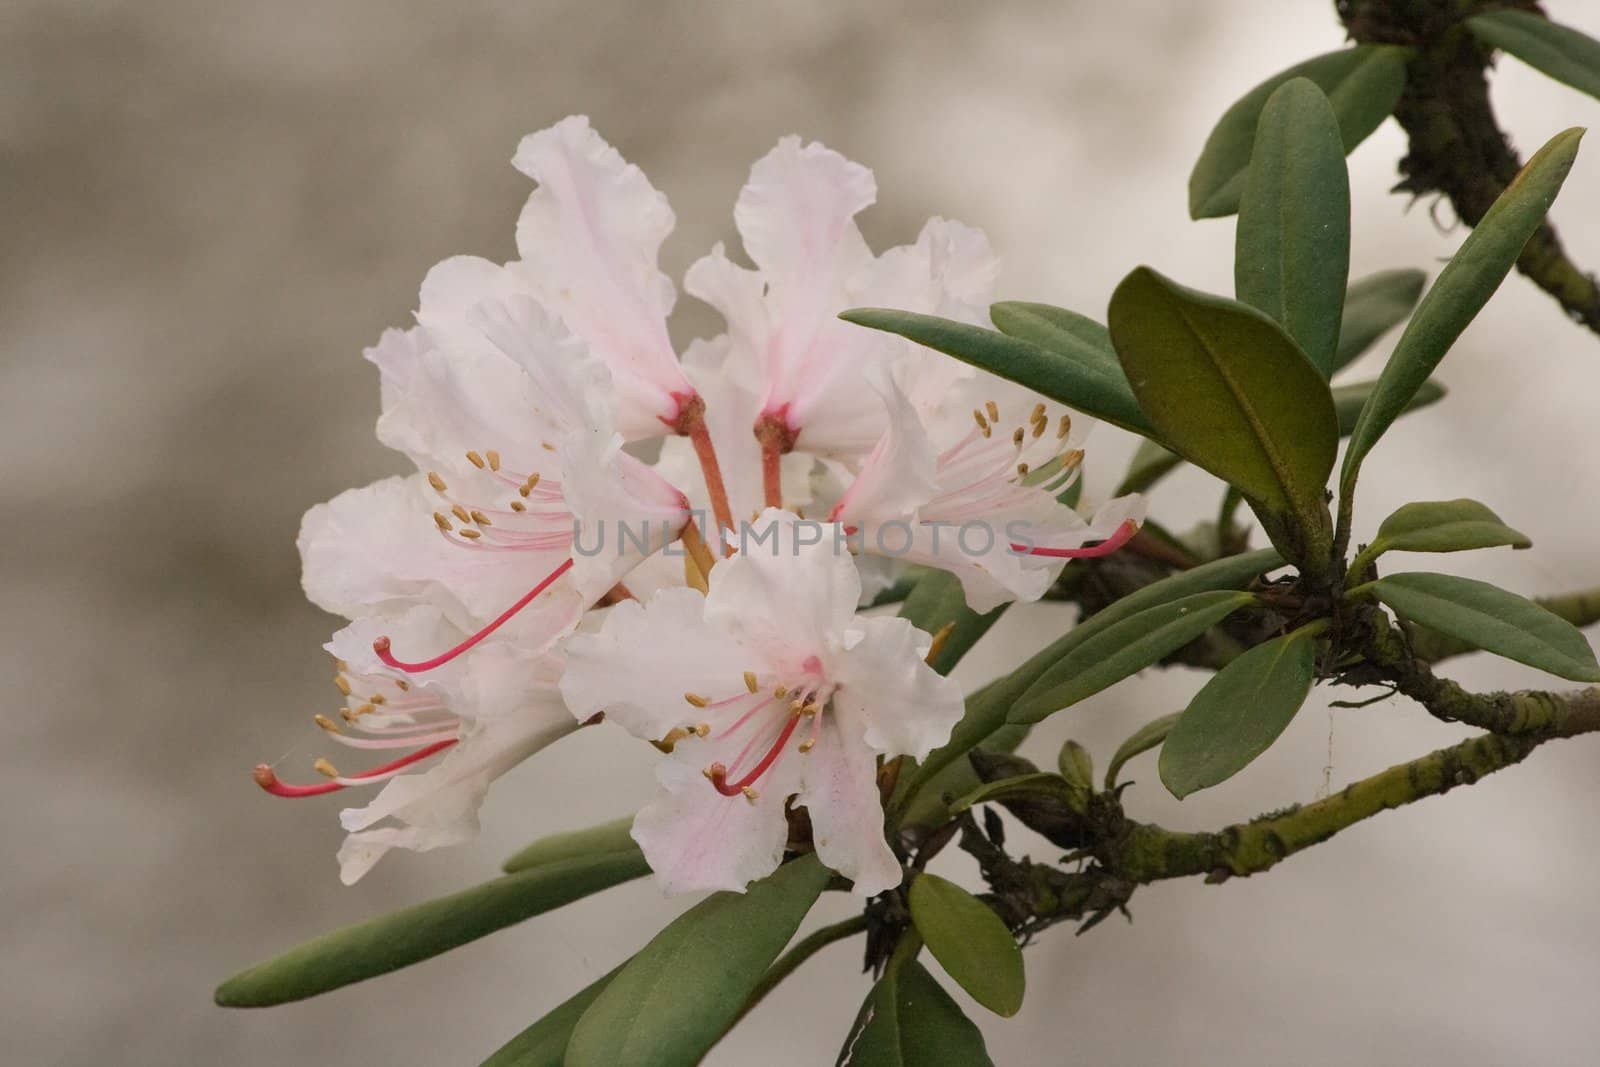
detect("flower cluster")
(262, 117), (1142, 894)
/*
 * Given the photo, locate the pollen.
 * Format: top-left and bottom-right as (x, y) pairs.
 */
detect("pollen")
(428, 471), (447, 493)
(466, 450), (486, 469)
(486, 449), (501, 471)
(741, 786), (760, 802)
(743, 671), (760, 693)
(395, 680), (410, 692)
(684, 692), (709, 708)
(433, 511), (453, 532)
(470, 509), (492, 526)
(1031, 402), (1046, 422)
(1057, 414), (1072, 439)
(654, 726), (690, 753)
(973, 409), (989, 433)
(774, 685), (788, 700)
(313, 714), (341, 733)
(459, 529), (482, 540)
(333, 675), (352, 696)
(695, 722), (711, 737)
(450, 504), (470, 524)
(1017, 463), (1030, 477)
(520, 473), (541, 497)
(510, 500), (526, 513)
(369, 694), (386, 706)
(799, 738), (816, 753)
(985, 400), (999, 423)
(1013, 427), (1025, 446)
(313, 757), (340, 779)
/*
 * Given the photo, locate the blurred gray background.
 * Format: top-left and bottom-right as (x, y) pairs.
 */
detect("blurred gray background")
(6, 0), (1600, 1063)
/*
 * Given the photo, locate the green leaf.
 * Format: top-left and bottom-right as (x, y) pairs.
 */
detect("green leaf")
(948, 772), (1082, 816)
(1369, 572), (1600, 682)
(502, 815), (637, 873)
(1011, 590), (1259, 724)
(1189, 45), (1409, 219)
(479, 962), (626, 1067)
(1341, 128), (1583, 494)
(897, 722), (1030, 831)
(214, 851), (651, 1008)
(1235, 78), (1350, 376)
(566, 855), (830, 1067)
(1470, 10), (1600, 102)
(908, 873), (1025, 1017)
(839, 958), (993, 1066)
(1057, 740), (1094, 792)
(1104, 712), (1182, 790)
(899, 568), (1007, 676)
(1370, 498), (1531, 558)
(1116, 438), (1184, 496)
(1335, 269), (1427, 373)
(989, 301), (1114, 358)
(895, 548), (1281, 808)
(1159, 628), (1320, 799)
(1108, 267), (1338, 564)
(1332, 377), (1445, 435)
(839, 309), (1154, 436)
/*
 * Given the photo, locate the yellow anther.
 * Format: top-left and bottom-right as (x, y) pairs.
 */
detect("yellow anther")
(741, 786), (760, 802)
(973, 409), (989, 433)
(1013, 427), (1025, 446)
(684, 693), (709, 708)
(433, 511), (453, 532)
(314, 714), (341, 733)
(695, 722), (711, 737)
(355, 702), (377, 717)
(466, 450), (486, 469)
(926, 621), (956, 665)
(542, 441), (556, 452)
(789, 699), (806, 715)
(1031, 402), (1046, 421)
(451, 504), (471, 524)
(1057, 414), (1072, 439)
(459, 529), (482, 540)
(1031, 414), (1047, 438)
(510, 500), (526, 513)
(801, 702), (820, 717)
(340, 708), (358, 724)
(486, 449), (501, 471)
(653, 727), (689, 753)
(334, 675), (352, 695)
(470, 509), (492, 526)
(394, 680), (409, 692)
(1017, 463), (1030, 477)
(743, 671), (760, 694)
(313, 758), (340, 779)
(701, 766), (717, 781)
(799, 738), (816, 753)
(774, 685), (788, 700)
(369, 694), (386, 705)
(333, 659), (348, 671)
(985, 400), (1000, 422)
(428, 471), (447, 493)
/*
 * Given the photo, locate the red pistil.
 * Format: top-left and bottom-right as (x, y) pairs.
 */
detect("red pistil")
(708, 712), (803, 797)
(1013, 519), (1139, 559)
(374, 557), (575, 673)
(670, 393), (736, 549)
(252, 738), (459, 798)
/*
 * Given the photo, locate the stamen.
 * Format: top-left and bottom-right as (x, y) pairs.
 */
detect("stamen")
(925, 621), (956, 665)
(313, 757), (340, 778)
(798, 738), (816, 753)
(520, 473), (541, 497)
(973, 409), (989, 433)
(743, 671), (760, 694)
(433, 511), (453, 532)
(706, 711), (803, 797)
(459, 529), (482, 540)
(314, 714), (341, 733)
(334, 675), (352, 696)
(1013, 427), (1025, 447)
(374, 558), (575, 672)
(1017, 463), (1030, 477)
(510, 500), (527, 513)
(252, 739), (459, 799)
(451, 504), (472, 524)
(466, 450), (486, 469)
(985, 400), (999, 422)
(1013, 519), (1139, 559)
(685, 692), (709, 708)
(486, 450), (501, 471)
(428, 471), (447, 493)
(1057, 414), (1072, 439)
(741, 787), (759, 802)
(470, 509), (492, 526)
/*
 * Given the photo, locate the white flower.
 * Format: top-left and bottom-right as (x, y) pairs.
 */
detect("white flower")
(253, 607), (579, 884)
(831, 371), (1146, 612)
(561, 511), (962, 896)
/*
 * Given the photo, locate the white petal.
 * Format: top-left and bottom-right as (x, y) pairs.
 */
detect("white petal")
(833, 615), (963, 762)
(562, 430), (690, 600)
(829, 371), (939, 526)
(798, 707), (902, 896)
(512, 116), (689, 437)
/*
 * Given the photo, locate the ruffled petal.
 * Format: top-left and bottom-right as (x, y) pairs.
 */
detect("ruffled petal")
(832, 615), (963, 762)
(798, 706), (902, 896)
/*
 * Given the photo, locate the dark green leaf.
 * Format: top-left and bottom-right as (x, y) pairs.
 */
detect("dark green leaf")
(214, 851), (650, 1008)
(479, 962), (626, 1067)
(566, 855), (830, 1067)
(1104, 712), (1182, 790)
(1341, 128), (1583, 493)
(1057, 740), (1094, 792)
(839, 958), (993, 1066)
(899, 568), (1007, 676)
(908, 873), (1025, 1017)
(989, 301), (1114, 358)
(1159, 628), (1319, 798)
(1108, 267), (1337, 563)
(1370, 498), (1531, 558)
(897, 722), (1030, 831)
(1116, 438), (1184, 496)
(1370, 572), (1600, 682)
(948, 772), (1082, 816)
(502, 815), (637, 873)
(1235, 78), (1350, 376)
(1011, 590), (1259, 724)
(839, 309), (1153, 436)
(1189, 45), (1409, 218)
(1335, 269), (1427, 373)
(1470, 10), (1600, 102)
(1332, 378), (1445, 435)
(895, 549), (1281, 807)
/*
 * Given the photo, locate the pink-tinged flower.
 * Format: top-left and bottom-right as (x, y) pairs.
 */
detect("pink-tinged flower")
(298, 258), (693, 672)
(560, 511), (962, 896)
(253, 608), (579, 883)
(830, 372), (1146, 612)
(685, 138), (997, 505)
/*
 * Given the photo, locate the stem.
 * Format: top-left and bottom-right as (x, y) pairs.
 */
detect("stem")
(732, 915), (869, 1028)
(761, 442), (784, 510)
(686, 419), (736, 548)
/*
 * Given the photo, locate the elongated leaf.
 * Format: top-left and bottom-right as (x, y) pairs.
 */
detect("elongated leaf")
(1108, 267), (1337, 562)
(1235, 78), (1350, 376)
(214, 851), (650, 1007)
(1470, 10), (1600, 102)
(480, 962), (626, 1067)
(1190, 45), (1409, 218)
(839, 309), (1153, 436)
(899, 568), (1007, 676)
(1104, 711), (1181, 790)
(839, 958), (993, 1066)
(1370, 572), (1600, 682)
(948, 772), (1080, 816)
(1335, 269), (1427, 372)
(566, 855), (829, 1067)
(897, 723), (1029, 831)
(1159, 629), (1319, 798)
(1341, 129), (1583, 492)
(1011, 590), (1259, 724)
(1116, 438), (1184, 496)
(1370, 499), (1531, 557)
(909, 873), (1025, 1017)
(990, 301), (1114, 358)
(1332, 378), (1444, 435)
(896, 549), (1281, 806)
(503, 815), (637, 873)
